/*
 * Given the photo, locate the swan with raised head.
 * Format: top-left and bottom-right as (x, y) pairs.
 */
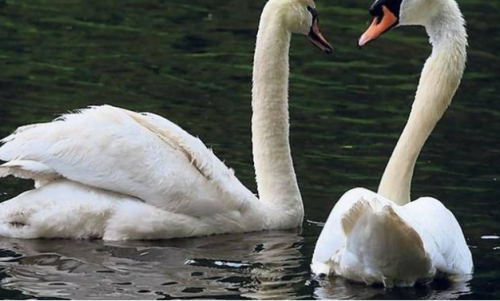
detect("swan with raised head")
(0, 0), (333, 240)
(311, 0), (473, 287)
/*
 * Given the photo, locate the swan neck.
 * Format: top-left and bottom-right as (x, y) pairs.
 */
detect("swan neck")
(252, 3), (303, 222)
(378, 5), (467, 205)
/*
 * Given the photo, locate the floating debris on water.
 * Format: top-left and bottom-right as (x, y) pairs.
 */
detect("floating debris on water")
(481, 235), (500, 240)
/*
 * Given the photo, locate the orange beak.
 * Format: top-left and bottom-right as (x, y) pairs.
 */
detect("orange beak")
(358, 5), (398, 48)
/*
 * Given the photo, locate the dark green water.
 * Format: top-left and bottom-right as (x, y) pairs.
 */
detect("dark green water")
(0, 0), (499, 299)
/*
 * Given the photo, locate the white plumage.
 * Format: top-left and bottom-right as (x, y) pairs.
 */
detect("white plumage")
(0, 0), (330, 241)
(312, 0), (473, 287)
(312, 188), (473, 287)
(0, 180), (260, 241)
(0, 106), (268, 240)
(1, 106), (253, 217)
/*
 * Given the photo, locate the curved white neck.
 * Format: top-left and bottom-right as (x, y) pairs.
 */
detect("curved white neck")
(378, 1), (467, 205)
(252, 3), (303, 219)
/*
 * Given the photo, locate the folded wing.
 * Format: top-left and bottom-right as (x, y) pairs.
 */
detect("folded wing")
(0, 105), (256, 217)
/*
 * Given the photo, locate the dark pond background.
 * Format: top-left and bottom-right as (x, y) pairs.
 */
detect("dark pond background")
(0, 0), (499, 299)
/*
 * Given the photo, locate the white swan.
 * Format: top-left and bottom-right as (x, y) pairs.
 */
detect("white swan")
(311, 0), (473, 287)
(0, 0), (333, 241)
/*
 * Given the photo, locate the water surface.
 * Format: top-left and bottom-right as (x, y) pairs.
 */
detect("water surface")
(0, 0), (499, 299)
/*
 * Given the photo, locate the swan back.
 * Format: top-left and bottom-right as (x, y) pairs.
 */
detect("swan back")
(0, 106), (258, 217)
(340, 198), (433, 287)
(312, 189), (434, 287)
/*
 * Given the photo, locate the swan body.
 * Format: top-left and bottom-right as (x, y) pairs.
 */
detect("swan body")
(0, 0), (332, 240)
(312, 0), (473, 286)
(0, 180), (265, 241)
(1, 106), (255, 217)
(312, 188), (473, 287)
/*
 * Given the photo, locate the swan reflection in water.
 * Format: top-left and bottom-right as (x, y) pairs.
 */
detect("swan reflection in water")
(0, 230), (308, 299)
(0, 229), (473, 300)
(314, 275), (472, 300)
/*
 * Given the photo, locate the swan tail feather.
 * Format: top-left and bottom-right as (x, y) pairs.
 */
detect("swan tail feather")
(339, 198), (431, 286)
(341, 198), (373, 237)
(341, 198), (425, 255)
(0, 160), (61, 187)
(383, 205), (426, 253)
(1, 123), (48, 144)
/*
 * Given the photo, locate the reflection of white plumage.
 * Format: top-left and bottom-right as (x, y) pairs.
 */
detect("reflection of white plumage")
(312, 0), (473, 287)
(0, 0), (332, 240)
(0, 231), (305, 299)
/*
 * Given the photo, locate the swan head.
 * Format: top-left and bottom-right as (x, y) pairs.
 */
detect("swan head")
(265, 0), (333, 53)
(357, 0), (444, 47)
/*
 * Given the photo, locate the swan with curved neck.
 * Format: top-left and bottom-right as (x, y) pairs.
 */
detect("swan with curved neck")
(0, 0), (332, 240)
(252, 0), (332, 225)
(312, 0), (473, 287)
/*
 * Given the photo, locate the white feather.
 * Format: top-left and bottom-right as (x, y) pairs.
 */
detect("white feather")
(0, 0), (319, 240)
(0, 160), (60, 188)
(312, 0), (472, 287)
(0, 180), (262, 241)
(0, 106), (252, 217)
(312, 188), (472, 287)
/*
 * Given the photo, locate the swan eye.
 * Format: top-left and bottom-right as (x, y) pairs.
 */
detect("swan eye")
(369, 0), (403, 22)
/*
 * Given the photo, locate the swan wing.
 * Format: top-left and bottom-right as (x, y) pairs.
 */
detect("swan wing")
(404, 197), (473, 277)
(0, 105), (256, 216)
(0, 159), (61, 188)
(311, 188), (381, 276)
(312, 189), (473, 284)
(312, 188), (431, 286)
